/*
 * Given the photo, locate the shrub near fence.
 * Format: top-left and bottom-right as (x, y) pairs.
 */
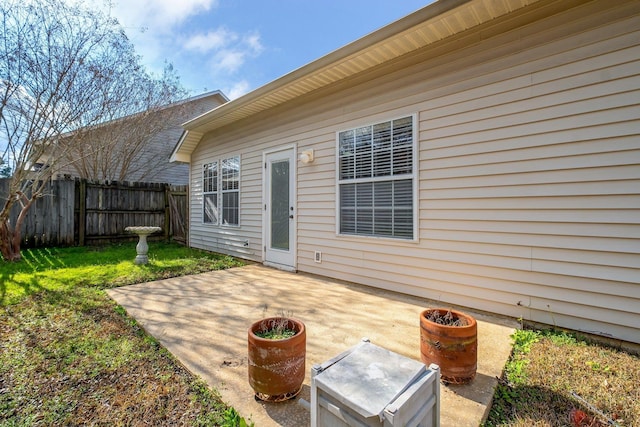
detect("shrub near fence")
(0, 178), (188, 248)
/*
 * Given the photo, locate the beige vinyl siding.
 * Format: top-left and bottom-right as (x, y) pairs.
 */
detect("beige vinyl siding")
(299, 2), (640, 343)
(189, 0), (640, 343)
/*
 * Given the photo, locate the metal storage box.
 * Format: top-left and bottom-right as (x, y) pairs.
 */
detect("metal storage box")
(311, 340), (440, 427)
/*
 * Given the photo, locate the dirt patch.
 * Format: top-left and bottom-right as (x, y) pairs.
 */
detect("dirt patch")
(486, 330), (640, 427)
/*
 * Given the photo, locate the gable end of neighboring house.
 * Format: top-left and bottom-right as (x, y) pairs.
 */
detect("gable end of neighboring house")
(52, 90), (228, 184)
(173, 0), (640, 345)
(129, 91), (229, 185)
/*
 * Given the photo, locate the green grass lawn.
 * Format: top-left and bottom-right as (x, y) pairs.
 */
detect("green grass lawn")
(0, 242), (250, 426)
(0, 243), (244, 305)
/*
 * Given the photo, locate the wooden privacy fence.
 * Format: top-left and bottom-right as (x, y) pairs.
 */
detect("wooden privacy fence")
(167, 185), (188, 244)
(0, 178), (188, 248)
(0, 178), (75, 247)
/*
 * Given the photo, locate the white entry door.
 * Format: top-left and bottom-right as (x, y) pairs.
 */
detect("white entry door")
(264, 148), (296, 270)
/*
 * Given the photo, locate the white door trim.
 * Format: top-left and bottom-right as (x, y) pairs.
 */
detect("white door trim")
(262, 145), (297, 271)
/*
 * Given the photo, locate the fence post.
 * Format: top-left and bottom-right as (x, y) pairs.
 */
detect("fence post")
(78, 179), (86, 246)
(164, 184), (170, 241)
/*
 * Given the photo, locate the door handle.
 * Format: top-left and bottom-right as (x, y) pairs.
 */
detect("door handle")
(289, 215), (294, 219)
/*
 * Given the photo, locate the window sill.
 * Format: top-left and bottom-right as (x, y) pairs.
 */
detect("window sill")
(335, 232), (419, 244)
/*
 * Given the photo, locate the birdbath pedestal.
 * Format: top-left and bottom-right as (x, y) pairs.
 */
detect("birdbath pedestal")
(125, 226), (161, 265)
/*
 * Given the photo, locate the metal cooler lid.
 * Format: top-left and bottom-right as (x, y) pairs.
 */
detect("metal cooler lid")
(313, 342), (426, 419)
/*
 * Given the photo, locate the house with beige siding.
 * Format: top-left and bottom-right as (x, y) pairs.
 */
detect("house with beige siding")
(171, 0), (640, 345)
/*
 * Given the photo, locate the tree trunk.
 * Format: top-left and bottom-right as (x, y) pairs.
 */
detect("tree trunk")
(0, 193), (35, 262)
(0, 220), (21, 261)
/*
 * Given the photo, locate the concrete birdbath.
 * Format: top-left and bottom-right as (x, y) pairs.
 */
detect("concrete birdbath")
(125, 226), (162, 265)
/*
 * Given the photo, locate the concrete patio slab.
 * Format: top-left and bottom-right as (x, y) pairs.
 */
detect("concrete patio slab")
(108, 264), (517, 426)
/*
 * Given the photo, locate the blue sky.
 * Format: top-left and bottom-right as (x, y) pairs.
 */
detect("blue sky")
(108, 1), (434, 99)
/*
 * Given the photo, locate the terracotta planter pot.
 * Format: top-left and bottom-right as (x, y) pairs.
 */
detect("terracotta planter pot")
(247, 317), (306, 401)
(420, 308), (477, 384)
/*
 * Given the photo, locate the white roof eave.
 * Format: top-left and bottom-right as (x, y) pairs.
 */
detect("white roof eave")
(174, 0), (540, 157)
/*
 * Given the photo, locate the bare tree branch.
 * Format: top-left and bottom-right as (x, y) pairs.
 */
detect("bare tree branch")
(0, 0), (187, 261)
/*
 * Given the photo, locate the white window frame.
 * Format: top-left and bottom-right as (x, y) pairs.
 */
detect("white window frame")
(203, 161), (218, 225)
(335, 114), (418, 241)
(202, 155), (240, 226)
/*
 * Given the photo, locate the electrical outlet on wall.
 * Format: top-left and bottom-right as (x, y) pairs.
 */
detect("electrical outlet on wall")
(314, 251), (322, 263)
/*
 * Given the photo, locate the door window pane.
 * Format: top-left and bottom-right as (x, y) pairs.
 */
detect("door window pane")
(271, 160), (290, 250)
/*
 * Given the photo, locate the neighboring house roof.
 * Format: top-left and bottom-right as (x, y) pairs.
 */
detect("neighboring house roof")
(170, 0), (541, 162)
(169, 90), (229, 114)
(59, 90), (229, 140)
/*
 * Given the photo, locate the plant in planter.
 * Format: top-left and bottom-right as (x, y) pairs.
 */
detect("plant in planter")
(247, 316), (306, 401)
(420, 307), (477, 384)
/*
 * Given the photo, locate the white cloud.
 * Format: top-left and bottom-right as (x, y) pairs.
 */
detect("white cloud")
(90, 0), (265, 94)
(110, 0), (217, 31)
(193, 30), (263, 74)
(214, 49), (246, 73)
(184, 28), (236, 53)
(104, 0), (219, 72)
(60, 0), (219, 55)
(244, 33), (264, 54)
(225, 80), (251, 100)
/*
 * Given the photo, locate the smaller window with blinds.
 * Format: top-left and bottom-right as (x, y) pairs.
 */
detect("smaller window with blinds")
(338, 116), (415, 239)
(202, 156), (240, 226)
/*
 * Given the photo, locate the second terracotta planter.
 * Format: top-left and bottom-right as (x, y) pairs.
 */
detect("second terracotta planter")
(247, 317), (306, 401)
(420, 308), (477, 384)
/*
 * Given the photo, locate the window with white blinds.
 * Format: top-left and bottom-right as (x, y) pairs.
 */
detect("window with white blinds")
(203, 156), (240, 226)
(338, 116), (415, 239)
